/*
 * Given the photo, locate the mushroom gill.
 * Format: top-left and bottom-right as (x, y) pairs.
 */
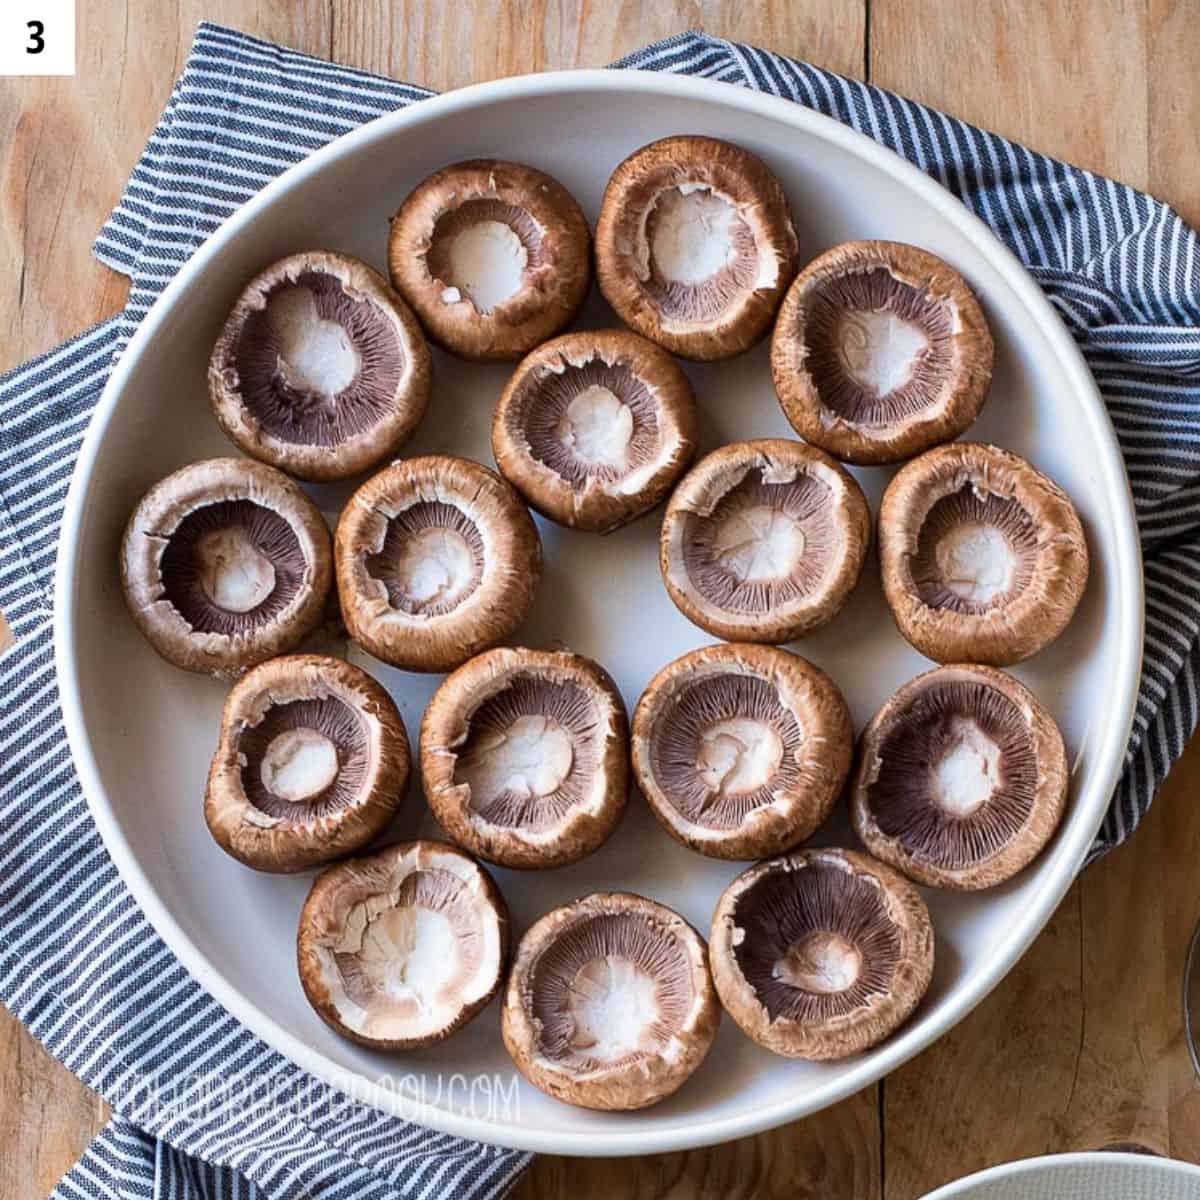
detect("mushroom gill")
(454, 674), (600, 831)
(159, 500), (306, 636)
(502, 892), (719, 1110)
(709, 849), (934, 1059)
(518, 359), (656, 486)
(661, 440), (870, 644)
(529, 910), (694, 1069)
(682, 469), (835, 614)
(771, 241), (993, 464)
(297, 840), (508, 1048)
(233, 273), (404, 446)
(648, 672), (804, 832)
(421, 647), (628, 869)
(335, 456), (542, 673)
(595, 136), (799, 360)
(364, 500), (485, 618)
(493, 329), (698, 532)
(879, 442), (1089, 665)
(801, 268), (954, 427)
(388, 159), (591, 362)
(209, 251), (431, 481)
(121, 458), (332, 678)
(852, 664), (1068, 889)
(730, 857), (902, 1025)
(204, 654), (410, 873)
(426, 199), (548, 313)
(910, 487), (1039, 614)
(632, 643), (853, 861)
(237, 695), (367, 823)
(640, 186), (762, 326)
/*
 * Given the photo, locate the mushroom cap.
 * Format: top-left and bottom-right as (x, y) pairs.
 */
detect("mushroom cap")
(208, 251), (432, 482)
(501, 891), (720, 1110)
(850, 663), (1069, 889)
(334, 455), (542, 673)
(297, 839), (508, 1048)
(771, 241), (994, 464)
(388, 159), (591, 362)
(709, 848), (934, 1059)
(204, 654), (410, 873)
(420, 646), (629, 869)
(631, 643), (853, 860)
(492, 329), (700, 533)
(120, 457), (333, 678)
(595, 135), (800, 360)
(660, 438), (871, 643)
(879, 442), (1089, 665)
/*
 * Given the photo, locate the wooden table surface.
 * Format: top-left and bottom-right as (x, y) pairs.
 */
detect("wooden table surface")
(3, 2), (1200, 1196)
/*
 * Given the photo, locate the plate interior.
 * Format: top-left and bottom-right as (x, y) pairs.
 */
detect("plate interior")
(61, 79), (1135, 1152)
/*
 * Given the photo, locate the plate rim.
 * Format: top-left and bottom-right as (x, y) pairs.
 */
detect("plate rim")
(52, 66), (1145, 1156)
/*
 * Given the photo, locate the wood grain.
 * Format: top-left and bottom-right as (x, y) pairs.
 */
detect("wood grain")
(329, 1), (865, 91)
(0, 1015), (104, 1200)
(2, 2), (1198, 1197)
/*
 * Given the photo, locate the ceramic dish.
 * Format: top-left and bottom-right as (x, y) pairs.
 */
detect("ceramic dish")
(922, 1152), (1200, 1199)
(54, 69), (1142, 1154)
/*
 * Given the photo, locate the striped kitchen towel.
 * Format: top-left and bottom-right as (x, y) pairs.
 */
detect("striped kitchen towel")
(2, 21), (1199, 1200)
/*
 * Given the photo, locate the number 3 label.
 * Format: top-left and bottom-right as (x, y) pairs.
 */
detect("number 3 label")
(2, 4), (74, 74)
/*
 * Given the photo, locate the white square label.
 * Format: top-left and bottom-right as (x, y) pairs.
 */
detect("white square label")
(0, 1), (74, 75)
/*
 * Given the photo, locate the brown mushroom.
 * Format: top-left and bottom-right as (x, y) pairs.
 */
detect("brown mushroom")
(595, 136), (800, 360)
(771, 241), (994, 464)
(501, 891), (719, 1110)
(421, 647), (628, 869)
(660, 439), (870, 643)
(120, 457), (332, 678)
(709, 848), (934, 1059)
(879, 442), (1089, 665)
(492, 330), (699, 532)
(298, 840), (508, 1048)
(851, 664), (1068, 889)
(208, 251), (432, 482)
(387, 159), (591, 362)
(335, 456), (542, 673)
(631, 643), (852, 860)
(204, 654), (409, 873)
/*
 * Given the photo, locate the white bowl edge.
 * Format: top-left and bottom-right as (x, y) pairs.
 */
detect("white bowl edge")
(921, 1152), (1200, 1199)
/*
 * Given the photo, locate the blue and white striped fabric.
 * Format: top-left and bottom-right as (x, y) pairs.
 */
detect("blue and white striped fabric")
(2, 21), (1198, 1200)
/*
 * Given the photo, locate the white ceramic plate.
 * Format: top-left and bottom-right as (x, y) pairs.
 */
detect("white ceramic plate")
(923, 1153), (1200, 1199)
(55, 70), (1143, 1155)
